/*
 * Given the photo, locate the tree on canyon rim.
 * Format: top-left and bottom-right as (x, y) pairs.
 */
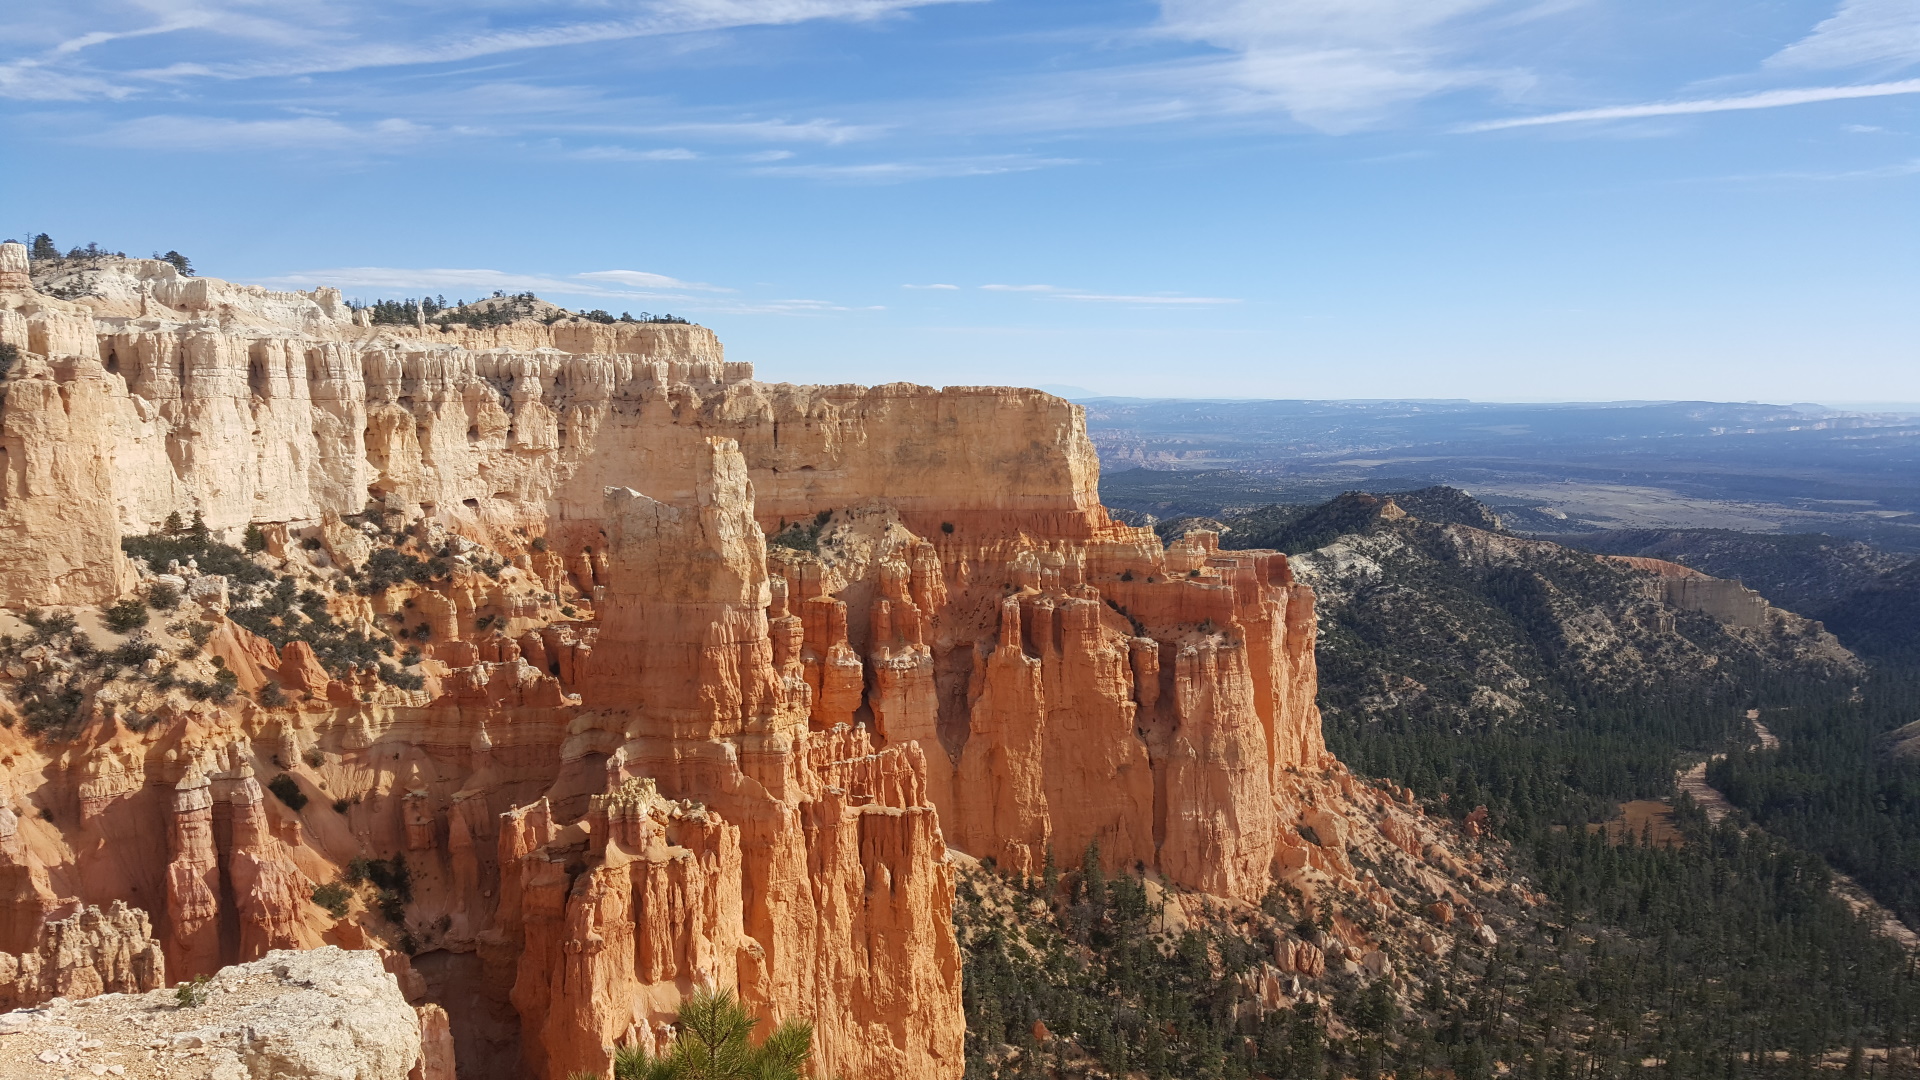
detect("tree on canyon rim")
(590, 989), (814, 1080)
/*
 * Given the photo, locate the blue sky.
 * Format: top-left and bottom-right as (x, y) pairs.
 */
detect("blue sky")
(2, 0), (1916, 401)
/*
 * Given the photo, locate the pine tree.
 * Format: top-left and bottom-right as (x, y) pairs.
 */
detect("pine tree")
(608, 989), (813, 1080)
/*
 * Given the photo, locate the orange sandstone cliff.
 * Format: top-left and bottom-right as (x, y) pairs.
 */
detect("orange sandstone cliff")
(0, 246), (1425, 1080)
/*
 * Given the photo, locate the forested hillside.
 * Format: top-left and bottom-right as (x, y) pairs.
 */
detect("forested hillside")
(960, 481), (1920, 1079)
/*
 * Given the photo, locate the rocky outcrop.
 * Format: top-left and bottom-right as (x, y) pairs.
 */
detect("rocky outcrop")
(0, 946), (425, 1079)
(0, 900), (165, 1010)
(0, 249), (1390, 1080)
(1605, 555), (1775, 628)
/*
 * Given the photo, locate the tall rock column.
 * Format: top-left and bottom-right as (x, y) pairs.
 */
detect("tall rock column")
(225, 777), (320, 961)
(952, 596), (1051, 876)
(164, 771), (221, 980)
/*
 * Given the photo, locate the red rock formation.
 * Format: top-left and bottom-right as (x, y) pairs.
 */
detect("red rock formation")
(0, 250), (1406, 1080)
(0, 901), (165, 1010)
(164, 770), (221, 978)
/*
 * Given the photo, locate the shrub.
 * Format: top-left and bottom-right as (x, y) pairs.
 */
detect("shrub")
(24, 610), (77, 638)
(333, 798), (351, 814)
(346, 854), (412, 924)
(0, 342), (18, 379)
(122, 514), (271, 586)
(107, 639), (161, 668)
(258, 682), (286, 707)
(175, 974), (212, 1009)
(266, 773), (307, 811)
(378, 663), (425, 690)
(20, 686), (85, 737)
(243, 523), (267, 553)
(303, 747), (325, 768)
(312, 881), (352, 918)
(147, 582), (180, 610)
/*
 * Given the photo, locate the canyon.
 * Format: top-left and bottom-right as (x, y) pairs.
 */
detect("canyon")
(0, 246), (1487, 1079)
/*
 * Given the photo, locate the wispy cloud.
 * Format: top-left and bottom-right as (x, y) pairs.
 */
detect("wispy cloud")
(1760, 157), (1920, 180)
(1459, 78), (1920, 131)
(0, 0), (976, 104)
(1767, 0), (1920, 72)
(576, 269), (731, 292)
(1051, 292), (1240, 305)
(903, 283), (961, 289)
(1147, 0), (1541, 132)
(605, 119), (884, 144)
(750, 155), (1077, 181)
(78, 114), (434, 150)
(571, 145), (701, 161)
(980, 283), (1239, 304)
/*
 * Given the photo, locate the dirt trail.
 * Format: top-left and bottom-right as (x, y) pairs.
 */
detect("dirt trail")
(1680, 715), (1919, 952)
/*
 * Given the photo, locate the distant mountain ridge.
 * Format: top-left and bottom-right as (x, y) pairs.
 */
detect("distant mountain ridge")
(1154, 487), (1856, 738)
(1558, 528), (1920, 661)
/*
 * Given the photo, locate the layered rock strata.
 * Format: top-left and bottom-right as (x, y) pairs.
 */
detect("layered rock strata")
(0, 249), (1392, 1080)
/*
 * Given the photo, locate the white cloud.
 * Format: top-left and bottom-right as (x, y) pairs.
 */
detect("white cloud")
(1771, 156), (1920, 179)
(79, 114), (433, 150)
(4, 0), (978, 98)
(1767, 0), (1920, 72)
(749, 155), (1076, 181)
(613, 119), (884, 144)
(980, 283), (1238, 303)
(1051, 292), (1240, 304)
(903, 283), (961, 289)
(1843, 122), (1887, 131)
(1149, 0), (1537, 132)
(1459, 77), (1920, 131)
(571, 145), (700, 161)
(576, 269), (731, 292)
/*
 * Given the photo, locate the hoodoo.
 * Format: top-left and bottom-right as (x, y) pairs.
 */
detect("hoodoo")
(0, 247), (1441, 1079)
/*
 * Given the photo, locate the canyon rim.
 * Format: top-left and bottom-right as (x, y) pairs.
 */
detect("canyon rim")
(0, 245), (1492, 1079)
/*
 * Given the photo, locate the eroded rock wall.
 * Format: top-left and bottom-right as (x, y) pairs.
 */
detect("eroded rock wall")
(0, 248), (1363, 1080)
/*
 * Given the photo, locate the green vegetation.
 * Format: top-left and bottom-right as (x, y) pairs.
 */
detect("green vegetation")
(607, 988), (814, 1080)
(769, 510), (834, 554)
(1709, 669), (1920, 928)
(0, 341), (18, 379)
(312, 880), (352, 918)
(174, 974), (212, 1009)
(266, 773), (307, 811)
(961, 846), (1327, 1080)
(346, 855), (412, 923)
(122, 511), (272, 586)
(103, 598), (149, 633)
(345, 290), (691, 330)
(961, 484), (1920, 1078)
(378, 662), (425, 690)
